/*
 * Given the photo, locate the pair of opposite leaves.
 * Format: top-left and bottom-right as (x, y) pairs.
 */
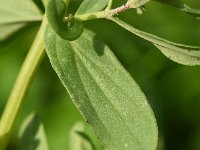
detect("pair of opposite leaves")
(47, 0), (84, 41)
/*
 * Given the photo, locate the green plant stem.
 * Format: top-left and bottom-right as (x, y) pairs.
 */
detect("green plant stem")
(75, 11), (106, 21)
(0, 18), (47, 149)
(75, 3), (132, 21)
(106, 0), (113, 10)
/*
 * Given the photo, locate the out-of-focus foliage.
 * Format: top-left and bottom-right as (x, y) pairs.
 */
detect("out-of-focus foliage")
(154, 0), (200, 19)
(18, 113), (49, 150)
(0, 0), (200, 150)
(0, 0), (42, 42)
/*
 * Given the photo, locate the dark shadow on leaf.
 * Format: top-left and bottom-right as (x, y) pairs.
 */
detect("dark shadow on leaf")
(92, 35), (105, 56)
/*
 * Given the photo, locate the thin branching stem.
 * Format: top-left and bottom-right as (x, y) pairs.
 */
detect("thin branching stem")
(75, 2), (132, 21)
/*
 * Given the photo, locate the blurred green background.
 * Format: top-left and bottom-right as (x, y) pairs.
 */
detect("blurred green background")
(0, 0), (200, 150)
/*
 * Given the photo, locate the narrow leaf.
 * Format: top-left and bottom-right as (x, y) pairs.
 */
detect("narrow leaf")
(154, 0), (200, 19)
(0, 0), (42, 25)
(76, 0), (109, 15)
(18, 113), (49, 150)
(110, 17), (200, 65)
(45, 26), (158, 150)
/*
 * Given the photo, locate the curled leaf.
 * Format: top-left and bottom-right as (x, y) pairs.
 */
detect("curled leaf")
(46, 0), (84, 41)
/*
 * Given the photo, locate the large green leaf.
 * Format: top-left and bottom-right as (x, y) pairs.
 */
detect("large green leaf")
(0, 0), (42, 24)
(18, 113), (49, 150)
(154, 0), (200, 19)
(76, 0), (109, 15)
(45, 26), (157, 150)
(110, 17), (200, 65)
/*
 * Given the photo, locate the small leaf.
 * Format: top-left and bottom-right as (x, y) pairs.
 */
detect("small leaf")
(127, 0), (151, 8)
(0, 0), (42, 25)
(76, 0), (109, 15)
(45, 26), (158, 150)
(154, 0), (200, 19)
(110, 17), (200, 65)
(46, 0), (84, 40)
(18, 113), (49, 150)
(69, 122), (95, 150)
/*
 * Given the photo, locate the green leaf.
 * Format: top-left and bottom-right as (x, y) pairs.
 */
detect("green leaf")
(18, 113), (49, 150)
(46, 0), (84, 40)
(0, 23), (25, 41)
(69, 122), (95, 150)
(76, 0), (109, 15)
(0, 0), (43, 25)
(110, 17), (200, 65)
(45, 26), (158, 150)
(154, 0), (200, 19)
(127, 0), (151, 8)
(0, 0), (43, 40)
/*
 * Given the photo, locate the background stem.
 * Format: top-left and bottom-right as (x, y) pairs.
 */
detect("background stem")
(0, 18), (47, 149)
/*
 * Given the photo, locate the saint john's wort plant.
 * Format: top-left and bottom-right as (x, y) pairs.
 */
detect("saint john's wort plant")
(0, 0), (200, 149)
